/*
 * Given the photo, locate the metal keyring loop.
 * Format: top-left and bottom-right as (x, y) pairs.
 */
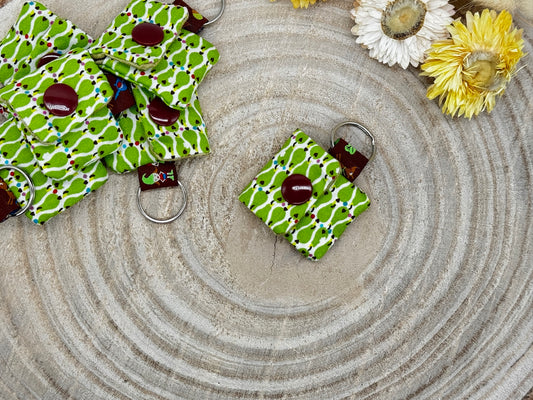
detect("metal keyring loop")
(136, 180), (187, 224)
(331, 121), (376, 162)
(203, 0), (225, 26)
(0, 165), (35, 217)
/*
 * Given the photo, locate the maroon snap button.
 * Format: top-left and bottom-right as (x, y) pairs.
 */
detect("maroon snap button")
(43, 83), (78, 117)
(281, 174), (313, 205)
(131, 22), (165, 47)
(37, 52), (61, 68)
(148, 97), (180, 126)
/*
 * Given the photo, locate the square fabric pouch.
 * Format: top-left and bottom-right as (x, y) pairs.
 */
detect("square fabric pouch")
(0, 1), (91, 86)
(285, 175), (370, 261)
(239, 130), (342, 236)
(0, 49), (122, 180)
(134, 86), (210, 160)
(103, 84), (210, 173)
(99, 29), (220, 109)
(90, 0), (188, 69)
(0, 119), (108, 225)
(240, 130), (372, 260)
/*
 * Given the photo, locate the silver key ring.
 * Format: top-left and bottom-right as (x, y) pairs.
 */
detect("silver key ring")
(331, 121), (376, 162)
(136, 180), (187, 224)
(203, 0), (225, 26)
(0, 165), (35, 218)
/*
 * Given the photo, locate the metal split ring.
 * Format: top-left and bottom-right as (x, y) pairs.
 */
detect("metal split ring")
(203, 0), (225, 26)
(331, 121), (376, 162)
(0, 165), (35, 218)
(136, 180), (187, 224)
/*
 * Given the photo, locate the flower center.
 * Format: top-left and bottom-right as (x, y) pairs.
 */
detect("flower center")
(381, 0), (427, 40)
(463, 51), (502, 91)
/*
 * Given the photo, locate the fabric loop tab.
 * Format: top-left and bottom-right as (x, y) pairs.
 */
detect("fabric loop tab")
(138, 161), (180, 192)
(0, 165), (35, 222)
(136, 162), (187, 223)
(329, 121), (376, 181)
(329, 138), (369, 182)
(104, 72), (136, 115)
(173, 0), (209, 33)
(0, 176), (20, 222)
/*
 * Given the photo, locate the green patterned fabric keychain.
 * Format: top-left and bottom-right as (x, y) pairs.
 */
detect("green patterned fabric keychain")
(96, 0), (221, 177)
(91, 0), (223, 224)
(0, 48), (122, 180)
(0, 2), (111, 224)
(239, 124), (375, 261)
(91, 0), (220, 109)
(0, 1), (92, 121)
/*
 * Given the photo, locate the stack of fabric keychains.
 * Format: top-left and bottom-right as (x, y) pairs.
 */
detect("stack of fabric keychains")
(0, 0), (220, 224)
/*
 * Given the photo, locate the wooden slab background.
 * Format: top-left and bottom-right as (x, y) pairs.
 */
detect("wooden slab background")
(0, 0), (532, 399)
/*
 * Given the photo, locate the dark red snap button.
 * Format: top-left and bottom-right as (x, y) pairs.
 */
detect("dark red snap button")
(148, 97), (180, 126)
(131, 22), (165, 47)
(43, 83), (78, 117)
(281, 174), (313, 205)
(37, 52), (61, 68)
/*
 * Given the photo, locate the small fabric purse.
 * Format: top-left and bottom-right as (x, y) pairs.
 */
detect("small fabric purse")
(102, 84), (210, 173)
(0, 48), (122, 181)
(0, 1), (92, 111)
(239, 127), (373, 260)
(91, 0), (219, 109)
(102, 0), (221, 224)
(239, 130), (343, 236)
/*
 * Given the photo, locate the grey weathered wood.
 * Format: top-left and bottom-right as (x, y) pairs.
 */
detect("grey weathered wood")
(0, 0), (532, 399)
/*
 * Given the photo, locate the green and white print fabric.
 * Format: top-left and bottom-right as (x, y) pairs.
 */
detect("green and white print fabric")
(0, 48), (114, 143)
(0, 119), (108, 225)
(0, 49), (122, 180)
(103, 84), (210, 173)
(134, 86), (210, 160)
(16, 12), (92, 81)
(239, 130), (371, 261)
(286, 175), (370, 261)
(99, 29), (220, 109)
(90, 0), (188, 70)
(0, 1), (57, 85)
(24, 106), (122, 180)
(239, 130), (342, 236)
(102, 104), (158, 174)
(0, 0), (220, 224)
(0, 1), (91, 86)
